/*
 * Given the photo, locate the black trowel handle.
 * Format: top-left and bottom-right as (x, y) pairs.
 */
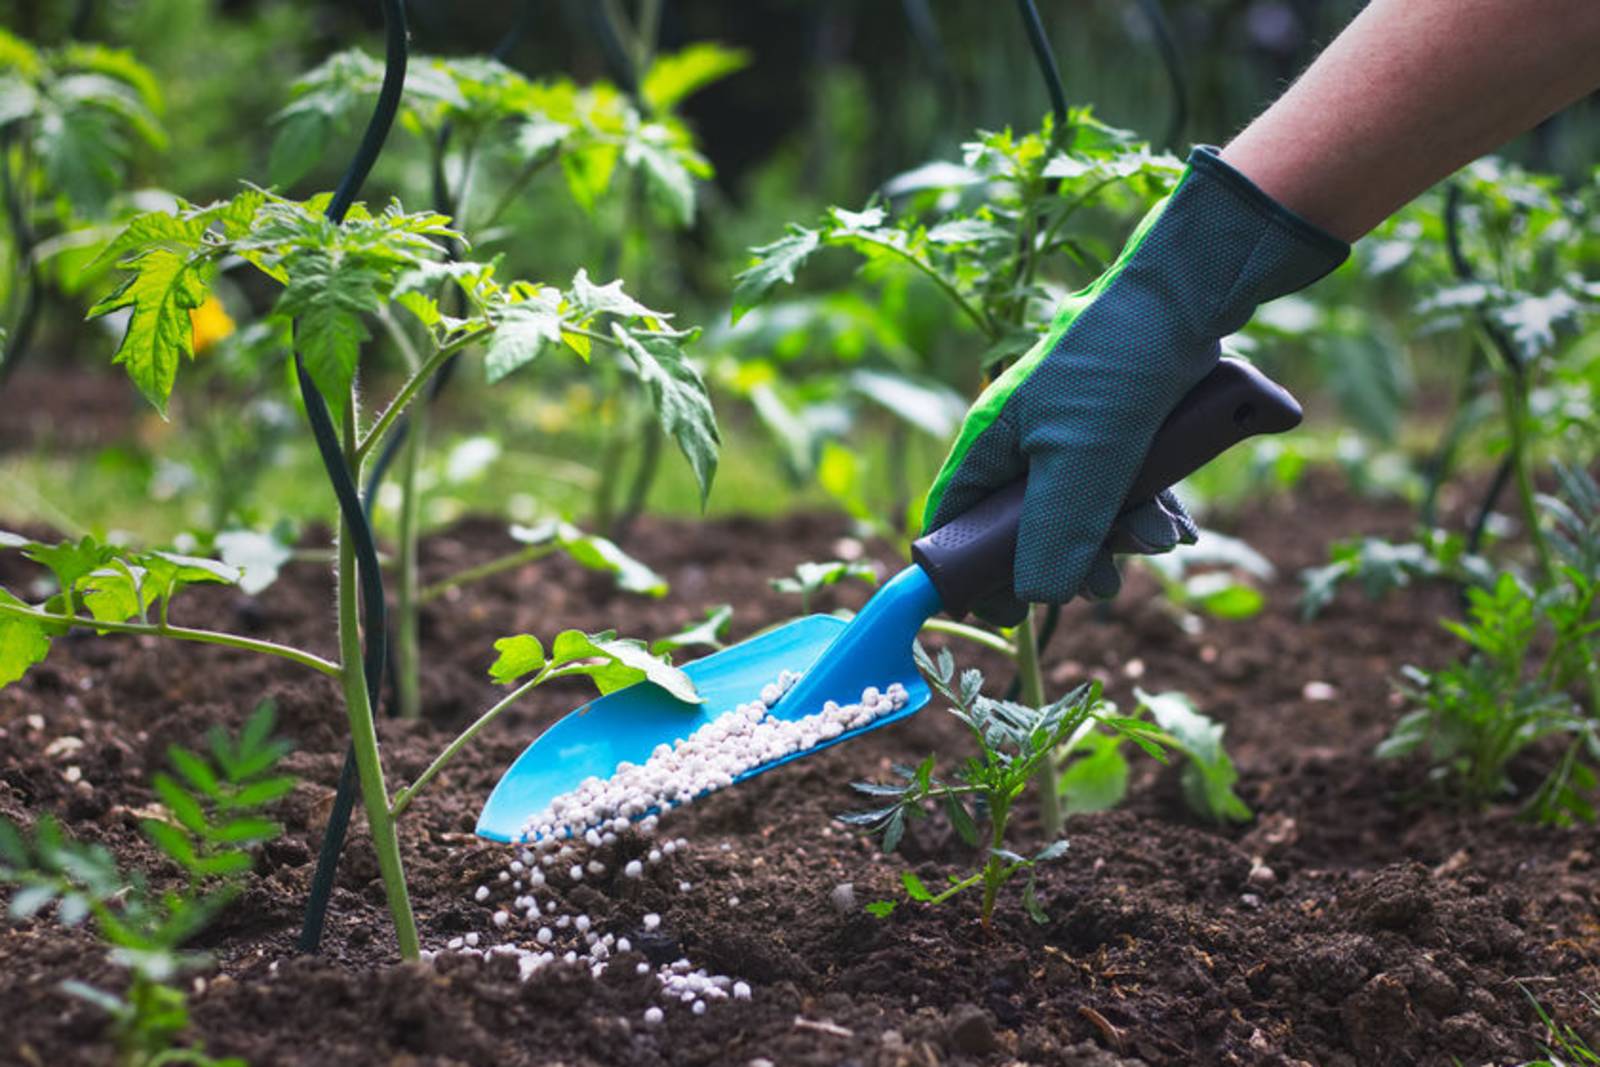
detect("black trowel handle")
(911, 357), (1302, 619)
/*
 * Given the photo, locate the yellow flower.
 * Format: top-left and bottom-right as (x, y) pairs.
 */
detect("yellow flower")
(188, 296), (235, 355)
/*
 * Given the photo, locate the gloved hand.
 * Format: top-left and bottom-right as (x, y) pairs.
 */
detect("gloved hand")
(923, 146), (1348, 624)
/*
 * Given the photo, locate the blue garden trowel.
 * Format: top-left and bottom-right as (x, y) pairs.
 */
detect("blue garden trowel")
(477, 358), (1300, 841)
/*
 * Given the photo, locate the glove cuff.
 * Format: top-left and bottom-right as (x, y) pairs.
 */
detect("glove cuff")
(1148, 146), (1351, 337)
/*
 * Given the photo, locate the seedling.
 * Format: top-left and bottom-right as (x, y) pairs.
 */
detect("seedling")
(845, 645), (1168, 927)
(0, 702), (291, 1067)
(770, 558), (880, 615)
(1379, 465), (1600, 823)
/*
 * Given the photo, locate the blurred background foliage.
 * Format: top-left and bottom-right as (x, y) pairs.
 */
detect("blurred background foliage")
(1, 0), (1597, 546)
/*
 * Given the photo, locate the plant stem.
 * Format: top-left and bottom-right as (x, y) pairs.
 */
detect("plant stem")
(1015, 607), (1062, 836)
(355, 329), (487, 463)
(418, 544), (554, 605)
(919, 617), (1017, 658)
(391, 668), (550, 818)
(394, 400), (424, 720)
(337, 410), (419, 959)
(1496, 361), (1556, 586)
(0, 599), (340, 676)
(979, 797), (1011, 926)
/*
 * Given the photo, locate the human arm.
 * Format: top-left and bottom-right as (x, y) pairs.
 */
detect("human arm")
(1222, 0), (1600, 241)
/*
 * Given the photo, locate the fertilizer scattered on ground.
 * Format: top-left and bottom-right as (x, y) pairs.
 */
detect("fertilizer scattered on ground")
(429, 674), (909, 1027)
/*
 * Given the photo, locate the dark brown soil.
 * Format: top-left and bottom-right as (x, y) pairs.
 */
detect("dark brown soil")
(2, 476), (1596, 1067)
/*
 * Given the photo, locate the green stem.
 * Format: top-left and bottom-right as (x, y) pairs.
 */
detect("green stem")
(394, 399), (425, 720)
(0, 599), (340, 677)
(391, 668), (550, 818)
(355, 329), (488, 463)
(1497, 363), (1556, 585)
(919, 617), (1018, 658)
(1016, 607), (1061, 837)
(845, 230), (997, 338)
(418, 544), (554, 605)
(337, 407), (419, 960)
(479, 154), (557, 231)
(978, 798), (1010, 926)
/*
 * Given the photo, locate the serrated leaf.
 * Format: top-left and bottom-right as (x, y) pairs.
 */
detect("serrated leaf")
(484, 300), (564, 383)
(275, 249), (383, 416)
(626, 129), (699, 225)
(0, 589), (53, 688)
(489, 634), (546, 684)
(88, 246), (209, 415)
(882, 808), (905, 854)
(864, 899), (897, 919)
(732, 226), (820, 322)
(610, 324), (719, 507)
(901, 870), (933, 901)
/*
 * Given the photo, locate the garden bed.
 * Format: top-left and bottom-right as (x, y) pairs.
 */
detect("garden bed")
(2, 477), (1596, 1067)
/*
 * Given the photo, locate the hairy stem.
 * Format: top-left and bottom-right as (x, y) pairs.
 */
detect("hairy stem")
(355, 329), (488, 463)
(394, 400), (425, 720)
(391, 668), (551, 818)
(338, 408), (419, 959)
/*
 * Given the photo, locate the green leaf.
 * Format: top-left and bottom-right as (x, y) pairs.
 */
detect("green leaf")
(509, 521), (670, 597)
(943, 794), (978, 846)
(152, 773), (207, 837)
(611, 324), (719, 507)
(626, 128), (700, 225)
(166, 747), (220, 799)
(0, 589), (53, 689)
(274, 248), (383, 416)
(1184, 573), (1265, 620)
(732, 226), (820, 322)
(900, 870), (933, 901)
(21, 535), (114, 597)
(489, 634), (546, 684)
(1136, 689), (1252, 824)
(88, 246), (209, 415)
(227, 776), (297, 809)
(548, 630), (700, 704)
(1023, 870), (1049, 924)
(650, 604), (733, 655)
(207, 817), (281, 845)
(864, 899), (897, 919)
(268, 110), (329, 187)
(79, 564), (154, 625)
(1058, 732), (1131, 813)
(641, 43), (749, 111)
(139, 819), (196, 868)
(1035, 839), (1070, 863)
(484, 299), (565, 383)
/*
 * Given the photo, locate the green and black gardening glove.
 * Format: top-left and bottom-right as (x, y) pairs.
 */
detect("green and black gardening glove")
(923, 146), (1349, 624)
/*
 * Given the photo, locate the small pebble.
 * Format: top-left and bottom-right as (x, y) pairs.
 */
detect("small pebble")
(644, 1006), (664, 1026)
(474, 885), (490, 902)
(643, 913), (661, 930)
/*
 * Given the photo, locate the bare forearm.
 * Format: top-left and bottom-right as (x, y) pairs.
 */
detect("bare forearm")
(1221, 0), (1600, 241)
